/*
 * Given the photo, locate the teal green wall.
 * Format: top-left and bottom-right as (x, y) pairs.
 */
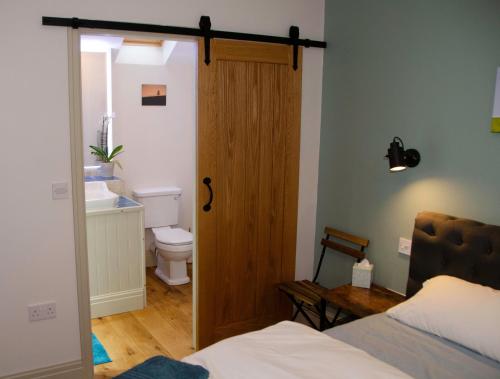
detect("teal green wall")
(316, 0), (500, 293)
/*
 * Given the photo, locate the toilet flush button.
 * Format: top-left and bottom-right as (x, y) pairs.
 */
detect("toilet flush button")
(52, 182), (69, 200)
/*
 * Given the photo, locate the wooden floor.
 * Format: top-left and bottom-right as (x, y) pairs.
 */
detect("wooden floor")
(93, 266), (193, 378)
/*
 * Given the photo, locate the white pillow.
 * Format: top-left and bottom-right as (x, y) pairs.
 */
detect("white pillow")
(387, 275), (500, 362)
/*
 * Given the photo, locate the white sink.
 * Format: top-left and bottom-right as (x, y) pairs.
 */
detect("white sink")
(85, 181), (119, 210)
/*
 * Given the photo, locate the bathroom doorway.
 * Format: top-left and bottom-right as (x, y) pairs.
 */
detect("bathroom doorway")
(68, 26), (304, 378)
(77, 31), (198, 378)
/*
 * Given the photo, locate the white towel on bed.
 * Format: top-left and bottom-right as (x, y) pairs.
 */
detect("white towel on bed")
(183, 321), (411, 379)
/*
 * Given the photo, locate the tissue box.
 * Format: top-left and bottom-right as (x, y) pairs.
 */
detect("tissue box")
(352, 262), (373, 288)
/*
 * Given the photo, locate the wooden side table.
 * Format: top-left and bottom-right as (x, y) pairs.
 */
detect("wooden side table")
(278, 225), (405, 331)
(303, 281), (406, 329)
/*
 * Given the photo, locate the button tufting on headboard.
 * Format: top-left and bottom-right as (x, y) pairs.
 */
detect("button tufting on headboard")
(486, 243), (494, 255)
(422, 223), (436, 236)
(406, 212), (500, 297)
(447, 231), (463, 246)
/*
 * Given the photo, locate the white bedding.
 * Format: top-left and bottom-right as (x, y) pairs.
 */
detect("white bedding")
(387, 275), (500, 363)
(183, 321), (411, 379)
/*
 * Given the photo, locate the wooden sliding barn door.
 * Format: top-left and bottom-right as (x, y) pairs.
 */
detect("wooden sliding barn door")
(197, 39), (302, 348)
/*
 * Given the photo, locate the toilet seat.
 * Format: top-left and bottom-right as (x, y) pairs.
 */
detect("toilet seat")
(155, 240), (192, 253)
(152, 226), (192, 246)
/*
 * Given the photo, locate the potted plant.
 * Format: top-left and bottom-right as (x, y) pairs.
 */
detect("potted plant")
(89, 145), (124, 177)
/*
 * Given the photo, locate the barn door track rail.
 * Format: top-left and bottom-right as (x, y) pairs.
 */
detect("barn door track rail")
(42, 15), (326, 70)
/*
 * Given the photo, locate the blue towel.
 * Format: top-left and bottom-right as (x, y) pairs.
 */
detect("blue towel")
(114, 356), (209, 379)
(92, 333), (112, 365)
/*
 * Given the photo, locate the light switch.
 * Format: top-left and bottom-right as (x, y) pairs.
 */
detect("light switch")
(52, 182), (69, 200)
(398, 237), (412, 255)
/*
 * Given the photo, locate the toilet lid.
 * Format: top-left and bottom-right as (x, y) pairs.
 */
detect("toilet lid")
(152, 227), (192, 246)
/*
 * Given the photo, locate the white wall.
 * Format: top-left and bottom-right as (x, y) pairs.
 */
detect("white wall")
(81, 52), (107, 166)
(0, 0), (324, 376)
(112, 41), (196, 232)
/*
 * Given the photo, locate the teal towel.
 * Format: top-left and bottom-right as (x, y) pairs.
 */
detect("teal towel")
(92, 333), (112, 366)
(114, 356), (209, 379)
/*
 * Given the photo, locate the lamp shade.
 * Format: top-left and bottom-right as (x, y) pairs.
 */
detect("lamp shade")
(387, 139), (407, 172)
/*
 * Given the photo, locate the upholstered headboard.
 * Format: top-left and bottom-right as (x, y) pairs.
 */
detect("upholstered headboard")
(406, 211), (500, 297)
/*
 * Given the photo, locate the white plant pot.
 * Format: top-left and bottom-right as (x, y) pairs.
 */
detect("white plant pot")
(98, 162), (114, 177)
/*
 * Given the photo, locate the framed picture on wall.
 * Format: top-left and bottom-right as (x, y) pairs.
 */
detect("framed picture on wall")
(491, 68), (500, 132)
(142, 84), (167, 106)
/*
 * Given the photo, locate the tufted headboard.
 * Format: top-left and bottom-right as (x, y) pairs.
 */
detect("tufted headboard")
(406, 211), (500, 297)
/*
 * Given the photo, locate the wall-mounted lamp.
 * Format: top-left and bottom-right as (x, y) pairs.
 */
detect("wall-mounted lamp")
(385, 137), (420, 172)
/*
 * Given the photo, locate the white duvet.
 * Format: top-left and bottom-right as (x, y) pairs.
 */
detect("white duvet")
(183, 321), (411, 379)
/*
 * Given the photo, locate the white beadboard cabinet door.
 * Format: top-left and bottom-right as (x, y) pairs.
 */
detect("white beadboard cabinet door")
(86, 204), (145, 318)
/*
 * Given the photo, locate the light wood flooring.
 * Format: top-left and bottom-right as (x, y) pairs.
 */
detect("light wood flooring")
(92, 266), (193, 378)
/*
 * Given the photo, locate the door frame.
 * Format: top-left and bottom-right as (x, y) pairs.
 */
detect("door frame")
(67, 28), (200, 378)
(67, 28), (93, 379)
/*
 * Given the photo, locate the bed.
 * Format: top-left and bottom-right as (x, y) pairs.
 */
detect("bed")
(183, 211), (500, 378)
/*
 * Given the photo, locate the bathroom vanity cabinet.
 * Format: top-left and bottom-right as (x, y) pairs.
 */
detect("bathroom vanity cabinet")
(86, 196), (145, 318)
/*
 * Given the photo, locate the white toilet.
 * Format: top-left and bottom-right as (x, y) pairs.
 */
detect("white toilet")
(132, 186), (192, 285)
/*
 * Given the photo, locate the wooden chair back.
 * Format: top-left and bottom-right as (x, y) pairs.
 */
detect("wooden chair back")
(313, 226), (369, 283)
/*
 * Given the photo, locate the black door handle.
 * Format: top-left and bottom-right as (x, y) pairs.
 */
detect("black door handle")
(202, 177), (213, 212)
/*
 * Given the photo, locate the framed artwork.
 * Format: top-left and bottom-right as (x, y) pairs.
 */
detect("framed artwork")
(142, 84), (167, 106)
(491, 68), (500, 132)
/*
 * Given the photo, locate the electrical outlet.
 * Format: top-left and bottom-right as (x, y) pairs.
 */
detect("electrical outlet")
(44, 303), (57, 319)
(28, 302), (57, 322)
(28, 305), (43, 321)
(398, 237), (412, 255)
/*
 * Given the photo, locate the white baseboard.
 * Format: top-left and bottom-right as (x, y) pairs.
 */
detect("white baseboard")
(1, 360), (84, 379)
(91, 287), (145, 318)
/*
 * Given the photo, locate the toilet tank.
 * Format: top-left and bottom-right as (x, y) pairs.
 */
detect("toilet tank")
(132, 186), (181, 228)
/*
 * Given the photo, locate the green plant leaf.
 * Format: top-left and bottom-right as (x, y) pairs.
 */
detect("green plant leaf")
(108, 145), (124, 161)
(89, 145), (109, 162)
